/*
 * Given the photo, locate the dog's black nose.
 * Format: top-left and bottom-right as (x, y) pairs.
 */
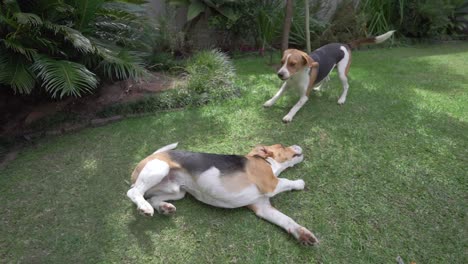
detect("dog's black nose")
(277, 72), (284, 79)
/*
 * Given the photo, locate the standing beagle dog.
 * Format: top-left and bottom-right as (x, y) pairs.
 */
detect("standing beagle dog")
(127, 142), (319, 245)
(264, 30), (396, 122)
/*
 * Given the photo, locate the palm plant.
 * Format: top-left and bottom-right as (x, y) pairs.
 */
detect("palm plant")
(255, 0), (283, 52)
(0, 0), (152, 98)
(361, 0), (405, 35)
(167, 0), (237, 22)
(452, 1), (468, 34)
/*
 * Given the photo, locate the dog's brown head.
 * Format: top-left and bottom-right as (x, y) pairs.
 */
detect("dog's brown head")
(248, 144), (303, 164)
(277, 49), (317, 80)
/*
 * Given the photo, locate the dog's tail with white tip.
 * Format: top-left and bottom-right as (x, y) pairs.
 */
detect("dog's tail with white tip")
(153, 142), (178, 154)
(347, 30), (396, 49)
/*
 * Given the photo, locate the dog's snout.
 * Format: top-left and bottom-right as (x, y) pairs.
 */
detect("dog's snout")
(291, 145), (303, 154)
(277, 72), (284, 79)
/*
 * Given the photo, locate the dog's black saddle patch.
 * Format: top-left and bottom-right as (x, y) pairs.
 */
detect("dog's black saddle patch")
(309, 43), (345, 83)
(168, 150), (247, 176)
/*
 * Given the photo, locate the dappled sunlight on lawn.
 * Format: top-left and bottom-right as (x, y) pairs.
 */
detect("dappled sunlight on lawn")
(413, 88), (468, 122)
(82, 158), (98, 171)
(1, 44), (467, 263)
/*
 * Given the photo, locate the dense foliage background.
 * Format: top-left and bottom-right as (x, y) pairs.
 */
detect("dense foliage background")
(0, 0), (152, 98)
(1, 0), (466, 99)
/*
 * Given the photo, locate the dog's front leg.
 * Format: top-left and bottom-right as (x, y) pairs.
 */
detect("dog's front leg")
(266, 178), (305, 197)
(248, 198), (319, 246)
(282, 95), (308, 123)
(264, 82), (287, 107)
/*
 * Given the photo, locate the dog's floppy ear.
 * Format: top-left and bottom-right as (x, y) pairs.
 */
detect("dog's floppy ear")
(299, 51), (317, 68)
(281, 49), (294, 61)
(248, 145), (273, 159)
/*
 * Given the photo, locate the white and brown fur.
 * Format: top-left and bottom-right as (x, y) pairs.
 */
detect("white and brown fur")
(127, 142), (318, 245)
(264, 30), (396, 122)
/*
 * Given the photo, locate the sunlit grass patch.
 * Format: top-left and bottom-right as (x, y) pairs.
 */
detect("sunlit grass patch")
(1, 43), (467, 263)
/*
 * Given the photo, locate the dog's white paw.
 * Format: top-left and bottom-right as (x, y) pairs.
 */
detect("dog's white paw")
(263, 100), (274, 107)
(282, 115), (293, 123)
(294, 227), (319, 246)
(158, 202), (176, 215)
(294, 179), (305, 190)
(337, 97), (346, 105)
(138, 202), (154, 217)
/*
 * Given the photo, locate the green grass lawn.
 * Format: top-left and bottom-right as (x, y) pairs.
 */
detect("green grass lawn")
(1, 43), (467, 263)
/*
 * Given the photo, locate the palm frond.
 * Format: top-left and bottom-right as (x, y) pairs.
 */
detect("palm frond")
(96, 46), (148, 80)
(1, 38), (37, 60)
(0, 52), (36, 94)
(43, 22), (94, 53)
(94, 21), (132, 32)
(100, 2), (147, 16)
(13, 12), (43, 26)
(32, 56), (98, 98)
(95, 7), (139, 21)
(60, 26), (94, 53)
(117, 0), (149, 4)
(76, 0), (105, 31)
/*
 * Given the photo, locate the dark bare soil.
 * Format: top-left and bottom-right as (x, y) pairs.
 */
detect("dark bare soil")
(0, 72), (174, 138)
(0, 72), (174, 168)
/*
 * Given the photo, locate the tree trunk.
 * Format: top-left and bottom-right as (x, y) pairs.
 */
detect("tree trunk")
(281, 0), (294, 52)
(305, 0), (311, 53)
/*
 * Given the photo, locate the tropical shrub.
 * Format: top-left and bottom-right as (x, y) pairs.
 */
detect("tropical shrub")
(451, 1), (468, 35)
(183, 49), (239, 104)
(362, 0), (465, 39)
(167, 0), (237, 22)
(0, 0), (153, 98)
(98, 49), (240, 117)
(208, 0), (284, 51)
(289, 0), (367, 49)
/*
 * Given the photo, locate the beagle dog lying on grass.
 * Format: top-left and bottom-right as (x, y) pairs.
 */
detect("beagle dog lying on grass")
(264, 30), (396, 122)
(127, 143), (319, 246)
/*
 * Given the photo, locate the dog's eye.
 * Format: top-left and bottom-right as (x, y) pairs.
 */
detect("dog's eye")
(290, 62), (296, 66)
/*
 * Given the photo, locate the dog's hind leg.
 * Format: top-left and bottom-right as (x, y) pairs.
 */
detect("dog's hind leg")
(248, 198), (319, 245)
(127, 159), (170, 216)
(147, 191), (186, 215)
(337, 46), (351, 105)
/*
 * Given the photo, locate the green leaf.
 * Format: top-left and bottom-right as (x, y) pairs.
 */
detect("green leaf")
(1, 38), (37, 61)
(167, 0), (190, 6)
(0, 52), (36, 94)
(215, 6), (237, 21)
(96, 46), (148, 81)
(13, 12), (43, 26)
(32, 56), (98, 98)
(76, 0), (105, 31)
(117, 0), (148, 4)
(61, 27), (94, 53)
(42, 22), (94, 53)
(187, 0), (206, 21)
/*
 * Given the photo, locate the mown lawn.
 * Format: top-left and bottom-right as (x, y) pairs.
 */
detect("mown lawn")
(1, 43), (467, 263)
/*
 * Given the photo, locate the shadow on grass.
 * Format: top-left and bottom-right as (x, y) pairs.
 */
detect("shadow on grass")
(127, 208), (177, 254)
(0, 107), (237, 262)
(0, 45), (466, 263)
(244, 55), (467, 261)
